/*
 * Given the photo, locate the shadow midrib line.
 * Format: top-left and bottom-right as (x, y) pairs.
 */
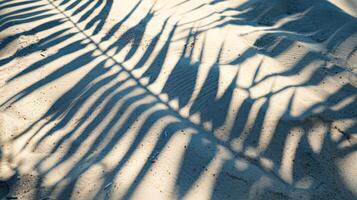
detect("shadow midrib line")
(44, 0), (288, 185)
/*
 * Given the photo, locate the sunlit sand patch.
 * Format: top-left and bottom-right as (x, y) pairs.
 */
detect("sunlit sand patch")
(0, 0), (356, 199)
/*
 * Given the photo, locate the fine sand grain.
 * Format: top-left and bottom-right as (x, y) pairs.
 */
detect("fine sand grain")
(0, 0), (356, 199)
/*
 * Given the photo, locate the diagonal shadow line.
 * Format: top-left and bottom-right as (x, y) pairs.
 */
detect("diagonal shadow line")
(0, 0), (356, 198)
(10, 0), (350, 191)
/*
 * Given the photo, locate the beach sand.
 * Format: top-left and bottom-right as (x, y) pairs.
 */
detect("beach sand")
(0, 0), (356, 199)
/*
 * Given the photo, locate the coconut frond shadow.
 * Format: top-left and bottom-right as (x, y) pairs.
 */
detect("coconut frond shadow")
(0, 0), (356, 199)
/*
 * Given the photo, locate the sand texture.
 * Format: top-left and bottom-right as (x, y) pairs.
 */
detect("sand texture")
(0, 0), (356, 199)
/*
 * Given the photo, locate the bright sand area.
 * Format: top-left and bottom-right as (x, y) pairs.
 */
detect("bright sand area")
(0, 0), (356, 199)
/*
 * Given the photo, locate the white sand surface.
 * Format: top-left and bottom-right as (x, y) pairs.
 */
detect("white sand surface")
(0, 0), (356, 199)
